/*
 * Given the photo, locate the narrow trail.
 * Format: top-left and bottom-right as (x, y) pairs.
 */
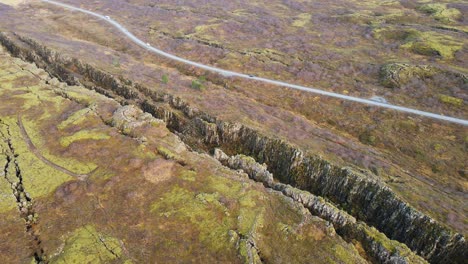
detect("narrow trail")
(39, 0), (468, 126)
(17, 115), (96, 180)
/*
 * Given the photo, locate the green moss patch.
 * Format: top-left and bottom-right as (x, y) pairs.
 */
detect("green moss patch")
(0, 118), (73, 199)
(60, 129), (111, 147)
(150, 185), (235, 252)
(22, 119), (98, 175)
(333, 244), (361, 264)
(418, 3), (461, 23)
(156, 146), (177, 160)
(49, 225), (124, 263)
(57, 108), (93, 130)
(374, 27), (463, 59)
(292, 13), (312, 27)
(179, 169), (197, 182)
(438, 94), (463, 107)
(401, 32), (463, 59)
(402, 32), (463, 59)
(373, 28), (420, 42)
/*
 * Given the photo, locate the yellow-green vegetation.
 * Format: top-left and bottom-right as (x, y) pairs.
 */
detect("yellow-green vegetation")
(364, 225), (398, 254)
(132, 144), (157, 160)
(190, 76), (207, 91)
(433, 143), (444, 152)
(151, 185), (235, 252)
(3, 119), (74, 199)
(194, 24), (220, 35)
(151, 173), (266, 254)
(13, 85), (65, 118)
(401, 31), (463, 59)
(49, 225), (124, 263)
(292, 13), (311, 27)
(438, 94), (463, 107)
(207, 174), (244, 198)
(237, 191), (265, 235)
(179, 169), (197, 182)
(185, 23), (224, 47)
(333, 244), (360, 264)
(57, 108), (93, 130)
(22, 119), (98, 175)
(161, 74), (169, 84)
(156, 146), (177, 160)
(0, 66), (99, 176)
(418, 3), (462, 23)
(55, 87), (101, 107)
(374, 26), (464, 59)
(373, 27), (420, 42)
(60, 129), (111, 147)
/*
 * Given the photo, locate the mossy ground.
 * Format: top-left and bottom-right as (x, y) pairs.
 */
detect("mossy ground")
(401, 31), (463, 59)
(418, 3), (462, 24)
(59, 129), (111, 147)
(4, 117), (74, 199)
(49, 225), (126, 264)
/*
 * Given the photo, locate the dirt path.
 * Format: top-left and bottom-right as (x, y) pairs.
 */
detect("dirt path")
(17, 115), (97, 180)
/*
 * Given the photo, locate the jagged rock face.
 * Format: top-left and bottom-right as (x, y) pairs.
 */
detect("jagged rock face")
(214, 148), (427, 264)
(0, 32), (466, 263)
(210, 121), (467, 263)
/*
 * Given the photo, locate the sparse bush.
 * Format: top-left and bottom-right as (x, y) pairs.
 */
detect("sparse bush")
(433, 143), (444, 152)
(191, 80), (203, 90)
(359, 131), (377, 145)
(191, 76), (206, 90)
(161, 74), (169, 84)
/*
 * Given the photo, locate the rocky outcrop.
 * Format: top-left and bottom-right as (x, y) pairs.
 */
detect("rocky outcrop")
(379, 63), (438, 88)
(0, 32), (466, 263)
(214, 148), (426, 264)
(379, 63), (467, 88)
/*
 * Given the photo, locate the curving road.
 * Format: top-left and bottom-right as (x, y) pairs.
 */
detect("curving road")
(41, 0), (468, 126)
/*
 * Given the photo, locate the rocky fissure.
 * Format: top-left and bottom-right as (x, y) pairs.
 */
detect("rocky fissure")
(0, 31), (466, 263)
(0, 119), (46, 263)
(213, 148), (426, 264)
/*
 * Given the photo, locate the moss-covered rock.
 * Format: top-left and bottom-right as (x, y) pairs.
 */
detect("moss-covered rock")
(418, 3), (462, 24)
(401, 32), (463, 59)
(373, 27), (421, 42)
(379, 63), (439, 88)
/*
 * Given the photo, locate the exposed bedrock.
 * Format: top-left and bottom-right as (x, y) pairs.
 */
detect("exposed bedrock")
(213, 148), (426, 264)
(0, 32), (466, 263)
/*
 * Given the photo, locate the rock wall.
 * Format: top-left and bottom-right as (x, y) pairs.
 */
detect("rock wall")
(0, 32), (465, 263)
(213, 148), (426, 263)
